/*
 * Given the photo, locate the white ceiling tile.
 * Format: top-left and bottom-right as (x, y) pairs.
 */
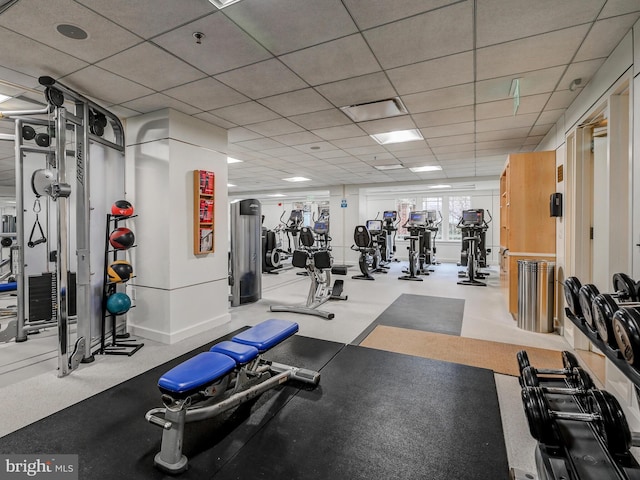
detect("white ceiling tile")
(574, 13), (640, 62)
(280, 35), (380, 86)
(557, 59), (606, 91)
(61, 66), (154, 104)
(228, 127), (263, 142)
(121, 93), (202, 115)
(392, 148), (436, 159)
(476, 66), (564, 103)
(210, 101), (280, 124)
(475, 128), (531, 142)
(599, 0), (640, 18)
(97, 42), (205, 91)
(476, 0), (604, 48)
(544, 90), (579, 110)
(476, 94), (550, 120)
(235, 138), (286, 151)
(258, 89), (333, 117)
(223, 0), (358, 55)
(477, 138), (527, 150)
(364, 2), (473, 69)
(312, 125), (366, 141)
(260, 146), (303, 157)
(152, 13), (272, 75)
(292, 141), (339, 154)
(413, 106), (474, 128)
(344, 145), (388, 156)
(403, 84), (474, 114)
(164, 77), (249, 111)
(0, 27), (88, 79)
(530, 124), (554, 136)
(193, 112), (237, 129)
(431, 143), (475, 155)
(330, 136), (379, 149)
(313, 149), (360, 160)
(387, 51), (474, 96)
(536, 109), (565, 126)
(271, 132), (324, 146)
(215, 59), (307, 99)
(476, 25), (590, 80)
(314, 73), (396, 108)
(476, 113), (538, 133)
(427, 134), (476, 147)
(343, 0), (456, 30)
(421, 122), (474, 138)
(245, 118), (304, 136)
(0, 0), (141, 63)
(289, 109), (352, 130)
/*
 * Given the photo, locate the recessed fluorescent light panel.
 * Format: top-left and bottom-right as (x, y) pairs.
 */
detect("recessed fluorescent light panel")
(208, 0), (242, 8)
(428, 184), (451, 189)
(340, 97), (408, 122)
(283, 177), (310, 182)
(370, 129), (424, 145)
(408, 165), (442, 173)
(374, 164), (404, 171)
(0, 93), (10, 104)
(268, 194), (287, 197)
(227, 157), (243, 164)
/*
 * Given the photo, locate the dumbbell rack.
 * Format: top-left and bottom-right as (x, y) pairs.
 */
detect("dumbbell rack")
(565, 309), (640, 387)
(532, 375), (640, 480)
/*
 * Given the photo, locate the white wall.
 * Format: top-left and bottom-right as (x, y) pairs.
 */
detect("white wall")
(125, 109), (230, 344)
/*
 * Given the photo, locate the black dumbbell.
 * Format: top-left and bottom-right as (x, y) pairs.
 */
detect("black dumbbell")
(578, 283), (600, 329)
(592, 293), (640, 349)
(516, 350), (579, 378)
(563, 276), (583, 318)
(612, 307), (640, 367)
(580, 273), (639, 329)
(521, 366), (595, 394)
(521, 386), (632, 455)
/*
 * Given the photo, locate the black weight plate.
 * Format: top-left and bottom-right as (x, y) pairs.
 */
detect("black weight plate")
(613, 272), (638, 302)
(90, 123), (104, 137)
(561, 351), (579, 371)
(564, 277), (582, 317)
(22, 125), (36, 140)
(516, 350), (530, 375)
(45, 87), (64, 107)
(613, 307), (640, 366)
(95, 112), (107, 128)
(521, 366), (539, 387)
(522, 387), (558, 446)
(592, 293), (618, 345)
(34, 133), (50, 147)
(0, 237), (12, 247)
(588, 389), (631, 455)
(578, 284), (599, 328)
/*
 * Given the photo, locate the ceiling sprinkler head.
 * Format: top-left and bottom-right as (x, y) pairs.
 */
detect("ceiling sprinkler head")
(193, 32), (205, 45)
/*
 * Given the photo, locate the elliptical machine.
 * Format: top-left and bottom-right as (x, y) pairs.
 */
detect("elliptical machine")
(399, 211), (426, 281)
(281, 209), (303, 255)
(261, 215), (283, 274)
(380, 210), (399, 263)
(456, 209), (490, 287)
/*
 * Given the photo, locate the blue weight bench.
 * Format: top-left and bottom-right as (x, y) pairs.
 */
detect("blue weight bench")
(145, 318), (320, 474)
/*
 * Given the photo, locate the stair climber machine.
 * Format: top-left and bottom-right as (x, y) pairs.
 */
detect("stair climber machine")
(351, 220), (387, 281)
(399, 211), (429, 281)
(282, 209), (303, 255)
(456, 208), (491, 287)
(380, 210), (400, 263)
(270, 226), (347, 319)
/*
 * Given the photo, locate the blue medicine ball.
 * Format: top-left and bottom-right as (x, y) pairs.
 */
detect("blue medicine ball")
(106, 292), (132, 315)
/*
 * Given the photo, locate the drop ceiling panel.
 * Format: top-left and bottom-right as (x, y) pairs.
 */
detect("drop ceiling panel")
(258, 89), (333, 117)
(543, 90), (580, 110)
(210, 101), (280, 124)
(557, 58), (606, 91)
(536, 109), (565, 126)
(77, 0), (213, 39)
(357, 116), (418, 135)
(214, 59), (307, 99)
(228, 127), (263, 142)
(235, 137), (286, 151)
(314, 72), (397, 108)
(245, 118), (304, 137)
(223, 0), (358, 55)
(530, 125), (554, 136)
(476, 113), (538, 133)
(387, 51), (474, 96)
(164, 77), (249, 111)
(476, 94), (550, 120)
(427, 134), (476, 147)
(476, 0), (603, 48)
(475, 127), (531, 142)
(193, 112), (237, 130)
(152, 13), (272, 75)
(280, 35), (380, 86)
(343, 0), (455, 30)
(413, 106), (474, 128)
(475, 66), (564, 103)
(97, 43), (205, 91)
(289, 109), (352, 130)
(363, 2), (473, 69)
(574, 13), (640, 62)
(312, 124), (366, 141)
(122, 93), (202, 115)
(403, 84), (474, 114)
(431, 143), (475, 155)
(271, 131), (324, 146)
(0, 0), (141, 63)
(330, 136), (379, 149)
(61, 66), (153, 105)
(421, 122), (474, 139)
(476, 25), (590, 80)
(599, 0), (640, 18)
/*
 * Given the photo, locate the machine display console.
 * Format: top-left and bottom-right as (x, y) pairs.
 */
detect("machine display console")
(426, 210), (437, 223)
(461, 209), (484, 226)
(366, 219), (383, 234)
(383, 210), (397, 221)
(408, 211), (427, 226)
(313, 221), (329, 234)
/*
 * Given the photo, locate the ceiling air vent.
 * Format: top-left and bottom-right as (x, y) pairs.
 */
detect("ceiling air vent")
(340, 97), (408, 122)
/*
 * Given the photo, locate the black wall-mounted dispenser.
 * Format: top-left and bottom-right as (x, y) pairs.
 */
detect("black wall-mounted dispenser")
(550, 192), (562, 217)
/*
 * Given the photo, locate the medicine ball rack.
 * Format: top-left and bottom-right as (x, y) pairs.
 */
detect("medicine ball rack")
(97, 213), (143, 356)
(519, 351), (640, 480)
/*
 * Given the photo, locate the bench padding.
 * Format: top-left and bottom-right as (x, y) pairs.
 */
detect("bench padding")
(0, 282), (16, 293)
(232, 319), (298, 353)
(158, 352), (236, 395)
(210, 341), (259, 364)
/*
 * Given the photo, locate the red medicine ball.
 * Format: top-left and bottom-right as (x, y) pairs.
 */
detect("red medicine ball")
(111, 200), (134, 217)
(109, 227), (135, 250)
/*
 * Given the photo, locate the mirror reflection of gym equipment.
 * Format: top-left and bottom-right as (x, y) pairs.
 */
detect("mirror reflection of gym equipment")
(457, 209), (492, 287)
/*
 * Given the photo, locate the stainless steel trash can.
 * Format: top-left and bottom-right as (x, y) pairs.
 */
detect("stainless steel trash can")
(517, 260), (555, 333)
